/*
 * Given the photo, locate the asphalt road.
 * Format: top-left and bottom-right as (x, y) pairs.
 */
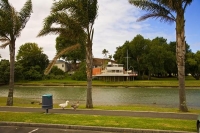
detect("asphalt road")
(0, 126), (114, 133)
(0, 106), (198, 120)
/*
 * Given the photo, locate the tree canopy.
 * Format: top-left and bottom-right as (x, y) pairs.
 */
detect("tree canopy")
(16, 43), (49, 80)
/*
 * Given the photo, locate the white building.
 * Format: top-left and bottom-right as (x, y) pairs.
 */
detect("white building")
(101, 63), (127, 75)
(93, 62), (137, 81)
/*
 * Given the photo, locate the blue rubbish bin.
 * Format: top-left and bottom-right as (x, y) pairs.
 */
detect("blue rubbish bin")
(42, 94), (53, 113)
(197, 115), (200, 133)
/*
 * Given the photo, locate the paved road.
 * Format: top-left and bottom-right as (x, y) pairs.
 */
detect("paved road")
(0, 126), (114, 133)
(0, 106), (198, 120)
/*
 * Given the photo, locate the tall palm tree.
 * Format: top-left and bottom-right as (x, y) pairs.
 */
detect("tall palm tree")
(0, 0), (32, 106)
(38, 0), (98, 108)
(129, 0), (193, 112)
(102, 49), (109, 58)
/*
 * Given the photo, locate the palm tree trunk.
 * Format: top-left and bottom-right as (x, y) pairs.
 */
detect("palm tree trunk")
(176, 10), (188, 112)
(7, 42), (15, 106)
(85, 44), (93, 108)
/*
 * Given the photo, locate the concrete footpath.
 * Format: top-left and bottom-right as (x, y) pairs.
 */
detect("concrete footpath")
(0, 106), (198, 133)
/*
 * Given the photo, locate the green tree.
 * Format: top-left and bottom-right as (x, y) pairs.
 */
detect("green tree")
(71, 62), (87, 81)
(14, 62), (24, 81)
(38, 0), (98, 108)
(145, 37), (169, 78)
(0, 0), (32, 106)
(186, 51), (200, 80)
(0, 59), (10, 84)
(113, 41), (130, 66)
(167, 41), (191, 77)
(129, 0), (193, 112)
(50, 66), (65, 76)
(168, 42), (178, 76)
(44, 66), (65, 80)
(56, 35), (85, 70)
(16, 43), (49, 80)
(129, 34), (149, 77)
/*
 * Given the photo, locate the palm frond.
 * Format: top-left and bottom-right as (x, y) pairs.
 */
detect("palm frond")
(18, 0), (33, 29)
(0, 36), (9, 42)
(0, 0), (32, 38)
(137, 13), (175, 23)
(0, 41), (9, 49)
(44, 43), (80, 75)
(183, 0), (193, 11)
(0, 0), (11, 11)
(14, 0), (32, 37)
(129, 0), (176, 22)
(158, 0), (192, 11)
(37, 12), (63, 37)
(0, 1), (13, 34)
(51, 0), (75, 12)
(38, 11), (85, 39)
(51, 0), (98, 28)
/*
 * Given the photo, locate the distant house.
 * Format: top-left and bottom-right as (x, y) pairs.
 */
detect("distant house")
(54, 60), (69, 72)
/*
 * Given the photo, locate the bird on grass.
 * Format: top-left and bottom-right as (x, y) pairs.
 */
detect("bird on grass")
(59, 101), (69, 109)
(71, 101), (79, 111)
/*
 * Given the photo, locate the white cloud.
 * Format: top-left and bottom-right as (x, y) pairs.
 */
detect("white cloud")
(93, 0), (143, 58)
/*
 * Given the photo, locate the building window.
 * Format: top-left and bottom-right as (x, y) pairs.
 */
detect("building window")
(62, 64), (64, 67)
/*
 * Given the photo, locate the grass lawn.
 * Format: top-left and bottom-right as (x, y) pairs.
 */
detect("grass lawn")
(0, 112), (196, 132)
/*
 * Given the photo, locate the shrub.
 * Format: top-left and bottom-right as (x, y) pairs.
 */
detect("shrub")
(71, 62), (86, 81)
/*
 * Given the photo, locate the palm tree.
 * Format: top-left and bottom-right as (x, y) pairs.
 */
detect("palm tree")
(129, 0), (193, 112)
(0, 0), (32, 106)
(38, 0), (98, 108)
(102, 49), (109, 58)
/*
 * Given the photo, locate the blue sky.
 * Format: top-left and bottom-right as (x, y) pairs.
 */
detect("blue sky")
(0, 0), (199, 60)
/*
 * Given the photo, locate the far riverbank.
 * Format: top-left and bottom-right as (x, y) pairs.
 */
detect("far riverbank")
(12, 78), (200, 88)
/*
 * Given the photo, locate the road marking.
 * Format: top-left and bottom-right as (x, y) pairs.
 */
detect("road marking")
(28, 128), (39, 133)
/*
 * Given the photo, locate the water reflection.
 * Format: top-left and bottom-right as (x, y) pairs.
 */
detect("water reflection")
(0, 86), (200, 108)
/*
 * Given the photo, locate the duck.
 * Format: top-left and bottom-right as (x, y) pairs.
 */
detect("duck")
(71, 101), (79, 111)
(59, 100), (69, 109)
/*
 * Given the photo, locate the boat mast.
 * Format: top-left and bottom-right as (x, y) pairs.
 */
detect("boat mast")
(124, 50), (131, 72)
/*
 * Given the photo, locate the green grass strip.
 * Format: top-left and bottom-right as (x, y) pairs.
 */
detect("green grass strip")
(0, 112), (196, 132)
(1, 97), (200, 113)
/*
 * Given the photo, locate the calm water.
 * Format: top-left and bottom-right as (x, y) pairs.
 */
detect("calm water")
(0, 86), (200, 108)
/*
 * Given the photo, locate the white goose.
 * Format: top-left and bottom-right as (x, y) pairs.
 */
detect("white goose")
(59, 101), (69, 109)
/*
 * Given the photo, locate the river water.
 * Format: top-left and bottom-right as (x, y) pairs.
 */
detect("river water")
(0, 86), (200, 108)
